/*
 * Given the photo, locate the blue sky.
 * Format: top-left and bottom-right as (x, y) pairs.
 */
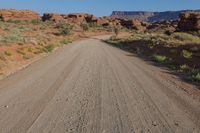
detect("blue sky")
(0, 0), (200, 16)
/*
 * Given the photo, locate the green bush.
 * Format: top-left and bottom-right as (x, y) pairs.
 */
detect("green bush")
(28, 48), (33, 52)
(114, 27), (119, 36)
(60, 39), (72, 45)
(105, 36), (123, 45)
(0, 28), (25, 43)
(180, 64), (190, 72)
(23, 55), (31, 60)
(152, 54), (168, 63)
(88, 22), (98, 28)
(34, 47), (47, 53)
(192, 73), (200, 81)
(80, 22), (89, 31)
(182, 50), (192, 59)
(4, 51), (12, 56)
(190, 68), (200, 81)
(110, 35), (117, 41)
(45, 44), (55, 52)
(3, 34), (24, 43)
(56, 22), (73, 35)
(17, 50), (26, 55)
(31, 19), (41, 25)
(172, 32), (200, 43)
(7, 20), (22, 24)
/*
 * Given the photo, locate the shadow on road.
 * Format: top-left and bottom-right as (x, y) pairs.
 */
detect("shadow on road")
(102, 39), (200, 89)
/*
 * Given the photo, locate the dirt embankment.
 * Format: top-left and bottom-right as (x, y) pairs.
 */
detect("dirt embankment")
(0, 20), (111, 80)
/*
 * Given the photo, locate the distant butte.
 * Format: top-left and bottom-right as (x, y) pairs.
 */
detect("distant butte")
(111, 10), (200, 22)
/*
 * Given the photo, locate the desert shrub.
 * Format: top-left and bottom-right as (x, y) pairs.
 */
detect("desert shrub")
(172, 32), (200, 43)
(45, 44), (55, 52)
(56, 22), (73, 35)
(33, 48), (44, 54)
(191, 68), (200, 75)
(182, 50), (192, 59)
(110, 35), (117, 41)
(18, 43), (24, 46)
(60, 39), (72, 45)
(164, 30), (173, 36)
(180, 64), (190, 72)
(190, 68), (200, 81)
(0, 21), (6, 29)
(40, 21), (54, 29)
(114, 27), (119, 36)
(88, 22), (98, 28)
(28, 48), (33, 52)
(3, 34), (24, 43)
(80, 22), (89, 31)
(192, 73), (200, 81)
(104, 26), (113, 32)
(31, 19), (41, 25)
(104, 36), (123, 46)
(152, 54), (168, 63)
(39, 21), (53, 30)
(7, 20), (22, 24)
(0, 28), (25, 43)
(23, 55), (31, 60)
(18, 26), (31, 32)
(4, 51), (12, 56)
(16, 50), (26, 55)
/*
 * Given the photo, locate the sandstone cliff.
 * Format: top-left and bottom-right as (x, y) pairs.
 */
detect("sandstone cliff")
(178, 12), (200, 31)
(0, 9), (40, 21)
(111, 10), (200, 22)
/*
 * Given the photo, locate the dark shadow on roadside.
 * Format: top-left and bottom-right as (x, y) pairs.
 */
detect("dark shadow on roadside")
(102, 39), (200, 89)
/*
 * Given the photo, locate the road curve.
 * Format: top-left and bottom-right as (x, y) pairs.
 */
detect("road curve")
(0, 36), (199, 133)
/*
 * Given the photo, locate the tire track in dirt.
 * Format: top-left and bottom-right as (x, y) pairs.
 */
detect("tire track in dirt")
(0, 36), (200, 133)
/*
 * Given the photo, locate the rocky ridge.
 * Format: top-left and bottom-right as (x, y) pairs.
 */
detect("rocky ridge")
(111, 10), (200, 22)
(178, 12), (200, 31)
(0, 9), (40, 21)
(0, 9), (200, 32)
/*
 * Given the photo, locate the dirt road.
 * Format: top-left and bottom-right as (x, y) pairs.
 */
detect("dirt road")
(0, 36), (199, 133)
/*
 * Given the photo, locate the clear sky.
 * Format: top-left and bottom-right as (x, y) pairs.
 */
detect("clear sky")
(0, 0), (200, 16)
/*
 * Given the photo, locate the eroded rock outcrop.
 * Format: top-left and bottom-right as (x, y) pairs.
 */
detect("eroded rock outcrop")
(42, 13), (66, 22)
(147, 20), (178, 31)
(178, 12), (200, 31)
(111, 10), (200, 22)
(0, 9), (40, 21)
(97, 17), (121, 27)
(42, 13), (99, 24)
(120, 19), (145, 31)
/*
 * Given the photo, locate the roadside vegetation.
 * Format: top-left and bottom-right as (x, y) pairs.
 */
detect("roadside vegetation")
(0, 19), (111, 78)
(105, 30), (200, 83)
(81, 22), (90, 32)
(56, 22), (73, 35)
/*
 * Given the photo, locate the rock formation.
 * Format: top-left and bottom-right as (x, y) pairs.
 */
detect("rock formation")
(177, 12), (200, 31)
(96, 16), (121, 27)
(42, 13), (66, 22)
(120, 19), (145, 31)
(147, 20), (178, 31)
(0, 9), (40, 21)
(42, 13), (98, 24)
(111, 10), (200, 22)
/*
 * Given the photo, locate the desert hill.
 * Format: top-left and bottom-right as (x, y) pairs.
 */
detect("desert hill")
(111, 10), (200, 22)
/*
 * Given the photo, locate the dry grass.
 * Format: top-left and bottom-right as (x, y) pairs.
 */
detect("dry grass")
(105, 30), (200, 83)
